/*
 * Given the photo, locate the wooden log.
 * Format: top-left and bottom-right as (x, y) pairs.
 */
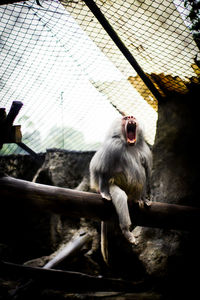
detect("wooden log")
(43, 232), (92, 269)
(1, 260), (150, 292)
(0, 0), (29, 5)
(0, 101), (23, 148)
(7, 232), (92, 299)
(0, 175), (111, 221)
(2, 125), (22, 143)
(0, 175), (199, 230)
(0, 108), (6, 123)
(4, 101), (23, 128)
(0, 125), (22, 148)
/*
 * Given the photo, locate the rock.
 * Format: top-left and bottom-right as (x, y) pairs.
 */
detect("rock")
(33, 149), (94, 188)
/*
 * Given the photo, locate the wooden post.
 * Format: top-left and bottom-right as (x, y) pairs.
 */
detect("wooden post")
(0, 101), (23, 148)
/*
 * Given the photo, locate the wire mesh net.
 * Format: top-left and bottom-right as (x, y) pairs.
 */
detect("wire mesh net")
(0, 0), (199, 154)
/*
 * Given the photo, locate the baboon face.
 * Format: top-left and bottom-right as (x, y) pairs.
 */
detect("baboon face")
(122, 116), (137, 146)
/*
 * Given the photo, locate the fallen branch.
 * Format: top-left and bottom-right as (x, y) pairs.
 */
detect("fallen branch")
(0, 175), (199, 230)
(43, 232), (92, 269)
(1, 260), (150, 292)
(7, 232), (92, 299)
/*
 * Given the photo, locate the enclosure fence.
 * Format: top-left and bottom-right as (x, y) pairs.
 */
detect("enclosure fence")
(0, 0), (199, 154)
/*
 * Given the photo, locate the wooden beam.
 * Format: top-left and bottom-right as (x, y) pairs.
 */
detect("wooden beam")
(0, 0), (29, 5)
(0, 175), (199, 231)
(1, 260), (149, 292)
(0, 108), (6, 122)
(2, 125), (22, 143)
(4, 101), (23, 127)
(0, 101), (23, 148)
(0, 175), (109, 220)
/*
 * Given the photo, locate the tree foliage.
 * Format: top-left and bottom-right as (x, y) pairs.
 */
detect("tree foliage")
(184, 0), (200, 48)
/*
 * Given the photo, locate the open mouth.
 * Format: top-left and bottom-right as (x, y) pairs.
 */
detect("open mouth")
(126, 121), (136, 145)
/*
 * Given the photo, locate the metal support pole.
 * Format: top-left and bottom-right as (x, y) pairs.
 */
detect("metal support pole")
(83, 0), (163, 102)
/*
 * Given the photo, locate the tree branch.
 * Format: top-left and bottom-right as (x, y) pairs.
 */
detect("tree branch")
(0, 175), (199, 230)
(0, 260), (150, 292)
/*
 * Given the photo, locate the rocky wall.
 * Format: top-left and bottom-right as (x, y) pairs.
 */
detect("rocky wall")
(0, 150), (95, 263)
(132, 86), (199, 298)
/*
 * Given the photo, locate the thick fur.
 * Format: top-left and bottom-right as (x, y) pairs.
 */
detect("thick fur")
(89, 117), (152, 263)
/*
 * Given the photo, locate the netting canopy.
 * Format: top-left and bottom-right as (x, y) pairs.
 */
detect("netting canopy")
(0, 0), (199, 154)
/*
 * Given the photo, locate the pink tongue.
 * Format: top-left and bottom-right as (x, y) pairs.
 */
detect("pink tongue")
(128, 132), (135, 140)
